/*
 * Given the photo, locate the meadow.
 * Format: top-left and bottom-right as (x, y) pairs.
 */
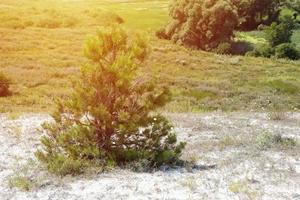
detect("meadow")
(0, 1), (300, 198)
(0, 0), (299, 113)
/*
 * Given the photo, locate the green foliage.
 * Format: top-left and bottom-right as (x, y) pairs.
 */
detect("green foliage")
(247, 15), (299, 60)
(157, 0), (239, 50)
(267, 79), (299, 94)
(283, 0), (300, 14)
(35, 25), (186, 176)
(274, 43), (299, 60)
(246, 45), (274, 58)
(0, 72), (11, 97)
(36, 153), (86, 176)
(231, 0), (281, 30)
(256, 132), (297, 150)
(265, 16), (295, 47)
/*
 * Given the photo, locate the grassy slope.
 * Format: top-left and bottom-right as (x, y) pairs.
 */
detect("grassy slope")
(0, 0), (299, 113)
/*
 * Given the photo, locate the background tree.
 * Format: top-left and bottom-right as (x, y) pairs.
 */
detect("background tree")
(157, 0), (239, 50)
(284, 0), (300, 14)
(35, 26), (186, 176)
(231, 0), (282, 30)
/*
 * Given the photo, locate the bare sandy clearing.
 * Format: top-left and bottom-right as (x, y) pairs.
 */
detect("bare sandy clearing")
(0, 112), (299, 200)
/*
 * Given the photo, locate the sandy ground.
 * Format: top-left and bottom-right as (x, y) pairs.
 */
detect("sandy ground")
(0, 112), (299, 200)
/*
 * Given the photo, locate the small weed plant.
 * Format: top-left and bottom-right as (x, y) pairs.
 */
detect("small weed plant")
(256, 132), (297, 150)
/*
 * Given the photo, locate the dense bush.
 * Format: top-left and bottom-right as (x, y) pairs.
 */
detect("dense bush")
(246, 45), (274, 58)
(275, 43), (299, 60)
(265, 15), (295, 47)
(35, 26), (186, 176)
(0, 72), (11, 97)
(157, 0), (239, 50)
(248, 15), (299, 60)
(284, 0), (300, 14)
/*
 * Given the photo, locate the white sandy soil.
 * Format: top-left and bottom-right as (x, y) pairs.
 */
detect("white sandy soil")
(0, 112), (299, 200)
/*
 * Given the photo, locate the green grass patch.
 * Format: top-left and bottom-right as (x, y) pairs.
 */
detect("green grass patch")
(182, 89), (217, 101)
(235, 31), (267, 45)
(291, 29), (300, 48)
(267, 79), (299, 94)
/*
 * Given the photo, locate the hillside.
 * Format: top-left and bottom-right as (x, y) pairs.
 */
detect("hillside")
(0, 0), (299, 113)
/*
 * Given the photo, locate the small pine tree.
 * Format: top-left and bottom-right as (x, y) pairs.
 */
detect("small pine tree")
(35, 26), (186, 175)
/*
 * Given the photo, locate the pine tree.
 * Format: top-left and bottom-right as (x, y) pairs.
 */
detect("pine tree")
(35, 25), (186, 176)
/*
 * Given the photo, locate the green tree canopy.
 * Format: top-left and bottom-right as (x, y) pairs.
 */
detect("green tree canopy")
(157, 0), (239, 50)
(231, 0), (281, 30)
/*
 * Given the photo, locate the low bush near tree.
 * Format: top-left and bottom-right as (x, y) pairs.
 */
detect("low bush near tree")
(35, 25), (186, 176)
(246, 45), (274, 58)
(274, 43), (299, 60)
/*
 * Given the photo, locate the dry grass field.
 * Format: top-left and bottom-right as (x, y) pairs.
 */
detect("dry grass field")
(0, 0), (299, 113)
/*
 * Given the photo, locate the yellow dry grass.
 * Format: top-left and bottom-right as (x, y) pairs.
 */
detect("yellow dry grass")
(0, 0), (299, 113)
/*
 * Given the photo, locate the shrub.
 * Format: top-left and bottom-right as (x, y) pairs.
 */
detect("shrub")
(247, 16), (298, 60)
(157, 0), (239, 50)
(0, 72), (11, 97)
(284, 0), (300, 14)
(265, 15), (296, 47)
(35, 25), (186, 176)
(274, 43), (299, 60)
(246, 45), (274, 58)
